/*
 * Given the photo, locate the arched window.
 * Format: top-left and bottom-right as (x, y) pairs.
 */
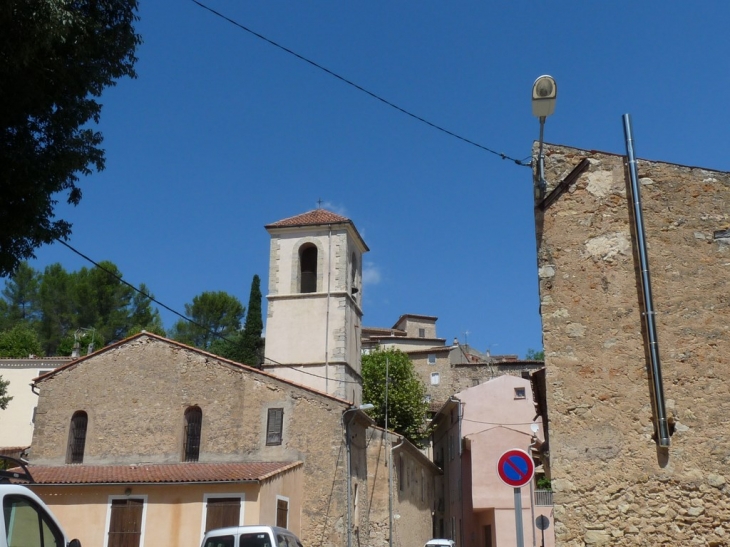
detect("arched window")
(184, 406), (202, 462)
(299, 244), (318, 293)
(66, 411), (88, 464)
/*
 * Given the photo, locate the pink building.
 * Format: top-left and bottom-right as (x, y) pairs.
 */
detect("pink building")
(431, 374), (554, 547)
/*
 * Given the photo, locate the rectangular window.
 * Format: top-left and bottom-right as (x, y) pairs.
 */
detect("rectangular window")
(427, 353), (436, 365)
(514, 387), (526, 399)
(430, 372), (440, 385)
(108, 498), (144, 547)
(276, 497), (289, 528)
(266, 408), (284, 445)
(204, 497), (242, 533)
(418, 328), (425, 338)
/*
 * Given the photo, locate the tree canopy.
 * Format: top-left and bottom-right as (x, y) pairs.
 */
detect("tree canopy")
(0, 261), (161, 355)
(0, 0), (141, 277)
(0, 375), (11, 410)
(170, 291), (245, 350)
(208, 276), (264, 367)
(525, 348), (545, 361)
(362, 348), (429, 447)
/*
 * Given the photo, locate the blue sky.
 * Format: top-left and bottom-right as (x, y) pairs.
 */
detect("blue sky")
(23, 2), (730, 357)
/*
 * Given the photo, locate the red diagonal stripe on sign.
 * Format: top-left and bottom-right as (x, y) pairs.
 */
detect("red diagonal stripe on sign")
(505, 456), (528, 480)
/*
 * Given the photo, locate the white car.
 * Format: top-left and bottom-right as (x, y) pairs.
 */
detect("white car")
(424, 540), (456, 547)
(202, 525), (303, 547)
(1, 457), (81, 547)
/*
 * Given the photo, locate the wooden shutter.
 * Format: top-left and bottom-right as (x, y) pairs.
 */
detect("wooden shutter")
(205, 498), (241, 532)
(276, 498), (288, 528)
(107, 498), (144, 547)
(266, 408), (284, 445)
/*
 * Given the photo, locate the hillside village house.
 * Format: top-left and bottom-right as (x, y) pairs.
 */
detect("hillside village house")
(534, 143), (730, 545)
(362, 314), (543, 407)
(0, 356), (71, 457)
(431, 375), (552, 547)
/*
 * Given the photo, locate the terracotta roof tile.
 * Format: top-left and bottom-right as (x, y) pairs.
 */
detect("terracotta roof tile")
(266, 209), (350, 228)
(20, 461), (302, 485)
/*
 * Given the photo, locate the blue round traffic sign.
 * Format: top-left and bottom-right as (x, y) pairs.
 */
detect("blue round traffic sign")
(497, 449), (535, 488)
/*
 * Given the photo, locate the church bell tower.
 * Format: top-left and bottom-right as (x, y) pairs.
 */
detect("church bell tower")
(263, 209), (368, 403)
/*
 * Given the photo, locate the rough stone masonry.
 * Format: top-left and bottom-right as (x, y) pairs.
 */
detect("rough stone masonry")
(534, 143), (730, 546)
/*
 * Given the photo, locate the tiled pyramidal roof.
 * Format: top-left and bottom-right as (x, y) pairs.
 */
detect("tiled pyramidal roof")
(266, 209), (350, 228)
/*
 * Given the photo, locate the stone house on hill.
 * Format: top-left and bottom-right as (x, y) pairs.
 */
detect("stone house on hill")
(26, 332), (375, 547)
(535, 143), (730, 545)
(363, 314), (543, 407)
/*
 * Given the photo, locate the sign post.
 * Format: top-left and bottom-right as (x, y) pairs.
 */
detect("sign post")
(535, 515), (550, 547)
(497, 449), (535, 547)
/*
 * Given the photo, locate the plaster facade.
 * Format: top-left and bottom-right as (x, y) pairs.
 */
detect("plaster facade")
(0, 357), (70, 450)
(535, 144), (730, 546)
(264, 210), (368, 403)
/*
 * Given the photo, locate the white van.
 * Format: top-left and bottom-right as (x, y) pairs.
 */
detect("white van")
(202, 525), (303, 547)
(425, 540), (456, 547)
(1, 457), (81, 547)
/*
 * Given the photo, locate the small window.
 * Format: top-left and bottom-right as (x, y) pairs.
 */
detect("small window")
(430, 372), (440, 385)
(108, 498), (144, 547)
(418, 328), (425, 338)
(299, 245), (318, 293)
(184, 406), (202, 462)
(423, 394), (431, 403)
(205, 497), (241, 532)
(427, 353), (436, 365)
(514, 387), (526, 399)
(472, 378), (480, 387)
(67, 411), (88, 464)
(267, 408), (284, 445)
(276, 497), (289, 528)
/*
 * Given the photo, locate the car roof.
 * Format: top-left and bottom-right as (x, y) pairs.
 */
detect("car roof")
(204, 525), (296, 537)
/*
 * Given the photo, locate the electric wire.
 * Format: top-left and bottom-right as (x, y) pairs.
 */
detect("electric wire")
(190, 0), (531, 167)
(55, 239), (361, 385)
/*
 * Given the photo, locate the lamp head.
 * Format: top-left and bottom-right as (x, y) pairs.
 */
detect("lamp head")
(532, 75), (557, 118)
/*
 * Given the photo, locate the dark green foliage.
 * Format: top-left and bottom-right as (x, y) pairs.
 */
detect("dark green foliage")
(0, 323), (43, 358)
(0, 262), (162, 355)
(525, 348), (545, 361)
(536, 475), (552, 490)
(208, 276), (264, 367)
(0, 375), (11, 410)
(0, 0), (141, 276)
(362, 348), (429, 447)
(170, 291), (245, 350)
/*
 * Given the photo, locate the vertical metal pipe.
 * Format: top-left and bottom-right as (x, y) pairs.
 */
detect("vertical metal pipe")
(622, 114), (671, 448)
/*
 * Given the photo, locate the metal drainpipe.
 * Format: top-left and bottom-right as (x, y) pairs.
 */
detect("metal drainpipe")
(343, 408), (357, 547)
(622, 114), (671, 448)
(325, 225), (332, 394)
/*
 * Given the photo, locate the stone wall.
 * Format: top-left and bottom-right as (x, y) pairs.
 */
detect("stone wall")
(31, 334), (352, 547)
(534, 144), (730, 545)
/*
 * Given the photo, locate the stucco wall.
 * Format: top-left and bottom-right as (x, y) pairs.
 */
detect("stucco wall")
(30, 335), (351, 546)
(535, 144), (730, 546)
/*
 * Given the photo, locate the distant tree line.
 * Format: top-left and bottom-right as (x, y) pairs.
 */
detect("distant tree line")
(0, 263), (264, 368)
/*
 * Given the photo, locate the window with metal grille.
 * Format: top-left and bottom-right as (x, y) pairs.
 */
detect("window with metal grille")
(184, 406), (202, 462)
(418, 328), (425, 338)
(108, 498), (144, 547)
(205, 497), (241, 532)
(276, 497), (289, 528)
(299, 245), (317, 293)
(66, 411), (88, 464)
(266, 408), (284, 445)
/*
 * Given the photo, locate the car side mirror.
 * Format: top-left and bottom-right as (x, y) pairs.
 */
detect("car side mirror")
(68, 540), (82, 547)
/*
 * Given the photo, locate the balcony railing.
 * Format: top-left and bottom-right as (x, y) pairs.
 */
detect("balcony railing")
(534, 490), (553, 506)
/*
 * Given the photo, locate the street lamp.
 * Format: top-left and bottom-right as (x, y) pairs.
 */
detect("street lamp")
(531, 75), (557, 200)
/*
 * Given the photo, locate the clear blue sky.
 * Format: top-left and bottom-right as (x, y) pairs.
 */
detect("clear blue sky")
(24, 2), (730, 357)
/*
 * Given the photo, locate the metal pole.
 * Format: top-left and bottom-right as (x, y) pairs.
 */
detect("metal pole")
(386, 357), (393, 547)
(536, 116), (547, 199)
(514, 488), (525, 547)
(622, 114), (671, 448)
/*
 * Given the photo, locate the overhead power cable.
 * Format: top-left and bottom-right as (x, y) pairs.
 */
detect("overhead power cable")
(190, 0), (530, 167)
(55, 239), (361, 385)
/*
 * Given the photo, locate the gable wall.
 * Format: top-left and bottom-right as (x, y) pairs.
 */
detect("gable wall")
(536, 144), (730, 545)
(30, 335), (351, 546)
